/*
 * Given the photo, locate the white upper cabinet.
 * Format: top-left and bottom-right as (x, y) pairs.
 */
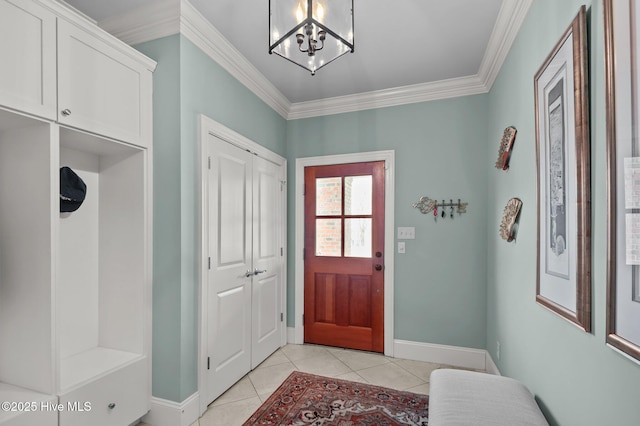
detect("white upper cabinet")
(0, 0), (155, 147)
(57, 19), (153, 147)
(0, 0), (56, 120)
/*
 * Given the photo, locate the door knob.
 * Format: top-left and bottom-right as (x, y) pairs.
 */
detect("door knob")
(245, 270), (254, 278)
(254, 269), (267, 275)
(375, 264), (383, 271)
(61, 108), (71, 116)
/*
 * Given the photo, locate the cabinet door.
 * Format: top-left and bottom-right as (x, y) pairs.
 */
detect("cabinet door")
(57, 19), (151, 147)
(0, 0), (56, 119)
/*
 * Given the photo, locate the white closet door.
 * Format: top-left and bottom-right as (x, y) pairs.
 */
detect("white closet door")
(251, 156), (283, 368)
(205, 135), (253, 403)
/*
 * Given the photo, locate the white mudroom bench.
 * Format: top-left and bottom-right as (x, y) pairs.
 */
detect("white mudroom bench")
(429, 369), (549, 425)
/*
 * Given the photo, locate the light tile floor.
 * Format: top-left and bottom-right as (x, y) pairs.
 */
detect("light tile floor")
(142, 343), (480, 426)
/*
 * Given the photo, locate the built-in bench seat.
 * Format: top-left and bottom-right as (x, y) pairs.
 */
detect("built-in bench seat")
(429, 369), (549, 425)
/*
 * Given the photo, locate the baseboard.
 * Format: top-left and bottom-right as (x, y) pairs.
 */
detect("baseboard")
(284, 335), (502, 375)
(141, 392), (200, 426)
(287, 326), (297, 344)
(393, 340), (489, 371)
(485, 352), (502, 376)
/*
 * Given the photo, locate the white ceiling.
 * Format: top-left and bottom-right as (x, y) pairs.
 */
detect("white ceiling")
(63, 0), (530, 114)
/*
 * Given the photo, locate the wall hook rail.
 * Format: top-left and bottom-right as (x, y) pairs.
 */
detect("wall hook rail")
(412, 196), (468, 218)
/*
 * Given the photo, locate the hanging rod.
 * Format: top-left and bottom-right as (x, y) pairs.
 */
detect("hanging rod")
(412, 196), (468, 217)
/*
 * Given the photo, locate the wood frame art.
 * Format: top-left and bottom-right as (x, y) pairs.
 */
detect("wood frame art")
(534, 6), (591, 332)
(604, 0), (640, 362)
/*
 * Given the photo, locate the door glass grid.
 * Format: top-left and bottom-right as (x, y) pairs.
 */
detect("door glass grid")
(315, 175), (373, 258)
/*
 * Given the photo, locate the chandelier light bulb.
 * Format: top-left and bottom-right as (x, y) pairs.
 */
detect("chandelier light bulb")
(295, 4), (304, 23)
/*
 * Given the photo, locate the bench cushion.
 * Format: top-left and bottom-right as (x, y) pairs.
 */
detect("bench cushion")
(429, 369), (548, 426)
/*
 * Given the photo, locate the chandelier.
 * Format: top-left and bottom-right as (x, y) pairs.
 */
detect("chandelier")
(269, 0), (354, 75)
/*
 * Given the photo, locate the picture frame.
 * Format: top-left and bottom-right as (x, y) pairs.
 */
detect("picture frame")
(604, 0), (640, 361)
(534, 6), (591, 332)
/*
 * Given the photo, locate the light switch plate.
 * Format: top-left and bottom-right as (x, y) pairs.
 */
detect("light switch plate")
(397, 227), (415, 239)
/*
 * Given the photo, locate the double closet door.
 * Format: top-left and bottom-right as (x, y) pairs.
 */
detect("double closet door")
(204, 132), (285, 405)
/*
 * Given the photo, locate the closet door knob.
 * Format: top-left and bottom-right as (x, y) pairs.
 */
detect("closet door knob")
(61, 109), (72, 116)
(254, 269), (267, 275)
(108, 403), (116, 409)
(245, 270), (254, 278)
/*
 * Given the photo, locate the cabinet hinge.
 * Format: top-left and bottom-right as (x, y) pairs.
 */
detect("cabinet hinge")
(303, 248), (305, 260)
(207, 357), (210, 370)
(208, 156), (211, 169)
(302, 314), (305, 325)
(281, 247), (283, 256)
(208, 257), (211, 270)
(280, 312), (284, 322)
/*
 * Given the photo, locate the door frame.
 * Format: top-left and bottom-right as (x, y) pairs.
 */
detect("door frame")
(197, 114), (287, 415)
(294, 151), (395, 357)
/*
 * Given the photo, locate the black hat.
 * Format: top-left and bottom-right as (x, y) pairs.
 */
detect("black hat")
(60, 166), (86, 213)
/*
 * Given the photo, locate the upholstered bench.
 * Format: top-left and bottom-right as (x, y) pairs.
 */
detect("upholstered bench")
(429, 369), (549, 425)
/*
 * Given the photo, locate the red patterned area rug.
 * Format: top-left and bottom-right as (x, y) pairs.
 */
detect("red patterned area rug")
(243, 371), (429, 425)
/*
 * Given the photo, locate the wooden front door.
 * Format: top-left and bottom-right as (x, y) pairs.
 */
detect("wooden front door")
(304, 161), (385, 353)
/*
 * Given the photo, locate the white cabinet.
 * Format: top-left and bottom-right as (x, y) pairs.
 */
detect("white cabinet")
(0, 0), (154, 148)
(0, 0), (56, 120)
(57, 19), (153, 147)
(0, 1), (154, 425)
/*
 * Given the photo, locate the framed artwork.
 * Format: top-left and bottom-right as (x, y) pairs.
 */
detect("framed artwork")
(534, 6), (591, 332)
(605, 0), (640, 361)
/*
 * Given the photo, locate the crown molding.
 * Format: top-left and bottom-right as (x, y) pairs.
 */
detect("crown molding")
(179, 1), (291, 119)
(287, 75), (488, 120)
(98, 0), (532, 120)
(99, 0), (180, 46)
(477, 0), (534, 88)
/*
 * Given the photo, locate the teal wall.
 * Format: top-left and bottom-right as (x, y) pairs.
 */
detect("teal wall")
(486, 1), (640, 425)
(134, 36), (183, 402)
(286, 97), (489, 348)
(136, 1), (640, 424)
(135, 35), (287, 402)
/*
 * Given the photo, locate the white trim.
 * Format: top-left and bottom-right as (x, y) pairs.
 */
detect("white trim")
(287, 75), (487, 120)
(141, 393), (200, 426)
(295, 151), (395, 357)
(99, 0), (180, 46)
(197, 114), (287, 414)
(179, 1), (291, 119)
(485, 352), (502, 376)
(99, 0), (531, 119)
(477, 0), (534, 90)
(394, 340), (488, 372)
(287, 326), (296, 344)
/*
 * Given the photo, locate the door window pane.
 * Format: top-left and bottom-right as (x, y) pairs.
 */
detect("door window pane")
(345, 175), (372, 215)
(316, 219), (342, 256)
(344, 218), (372, 258)
(316, 177), (342, 215)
